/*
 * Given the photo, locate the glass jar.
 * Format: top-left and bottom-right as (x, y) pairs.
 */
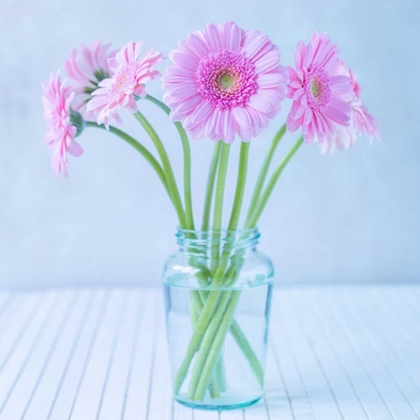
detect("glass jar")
(162, 228), (273, 411)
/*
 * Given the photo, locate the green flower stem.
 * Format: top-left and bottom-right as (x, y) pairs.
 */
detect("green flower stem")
(230, 320), (264, 386)
(174, 142), (262, 398)
(191, 252), (261, 400)
(145, 95), (195, 230)
(187, 142), (252, 398)
(228, 141), (250, 231)
(193, 291), (241, 401)
(208, 380), (221, 400)
(245, 136), (304, 229)
(210, 141), (251, 287)
(191, 285), (262, 389)
(199, 141), (225, 393)
(185, 291), (254, 398)
(134, 101), (223, 396)
(210, 143), (231, 274)
(245, 124), (286, 223)
(202, 142), (222, 231)
(193, 288), (227, 394)
(189, 294), (199, 326)
(214, 355), (227, 393)
(187, 291), (232, 400)
(173, 290), (222, 395)
(189, 288), (260, 397)
(144, 99), (209, 337)
(191, 272), (262, 402)
(175, 279), (263, 399)
(134, 111), (186, 227)
(189, 291), (220, 399)
(86, 122), (170, 198)
(189, 136), (304, 400)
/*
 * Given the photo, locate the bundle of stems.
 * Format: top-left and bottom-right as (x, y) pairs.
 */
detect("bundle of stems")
(87, 94), (303, 400)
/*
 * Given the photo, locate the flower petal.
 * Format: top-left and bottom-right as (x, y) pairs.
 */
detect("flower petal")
(254, 50), (280, 73)
(289, 100), (305, 120)
(257, 72), (285, 88)
(325, 99), (351, 125)
(169, 51), (199, 70)
(191, 100), (213, 123)
(188, 31), (210, 57)
(232, 106), (251, 128)
(222, 109), (235, 142)
(248, 94), (272, 113)
(204, 23), (223, 51)
(67, 138), (83, 157)
(164, 83), (198, 98)
(175, 95), (203, 114)
(242, 32), (269, 60)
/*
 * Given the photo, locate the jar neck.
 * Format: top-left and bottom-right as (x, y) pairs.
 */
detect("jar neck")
(176, 227), (260, 252)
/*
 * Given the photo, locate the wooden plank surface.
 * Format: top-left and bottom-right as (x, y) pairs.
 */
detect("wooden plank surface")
(0, 285), (418, 419)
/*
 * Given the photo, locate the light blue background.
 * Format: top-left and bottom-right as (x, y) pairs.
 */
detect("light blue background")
(0, 0), (418, 288)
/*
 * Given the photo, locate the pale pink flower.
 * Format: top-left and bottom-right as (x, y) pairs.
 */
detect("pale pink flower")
(319, 126), (356, 154)
(42, 72), (83, 176)
(286, 32), (352, 143)
(87, 41), (165, 129)
(321, 64), (380, 154)
(162, 22), (288, 142)
(65, 41), (117, 120)
(352, 103), (380, 140)
(347, 68), (380, 141)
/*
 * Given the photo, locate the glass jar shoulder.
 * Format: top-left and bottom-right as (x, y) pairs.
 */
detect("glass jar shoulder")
(162, 248), (274, 290)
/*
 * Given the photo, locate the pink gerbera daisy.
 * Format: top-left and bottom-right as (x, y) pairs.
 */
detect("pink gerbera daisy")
(162, 22), (288, 142)
(347, 68), (380, 141)
(286, 32), (352, 143)
(320, 64), (380, 154)
(319, 125), (356, 154)
(87, 41), (165, 129)
(65, 41), (117, 120)
(42, 71), (83, 176)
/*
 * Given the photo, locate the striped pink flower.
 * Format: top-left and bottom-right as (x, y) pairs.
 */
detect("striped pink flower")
(65, 41), (117, 120)
(286, 32), (352, 143)
(42, 72), (83, 177)
(320, 64), (381, 154)
(162, 22), (288, 142)
(347, 68), (380, 141)
(87, 41), (165, 129)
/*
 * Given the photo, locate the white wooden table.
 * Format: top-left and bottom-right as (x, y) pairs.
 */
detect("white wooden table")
(0, 285), (418, 419)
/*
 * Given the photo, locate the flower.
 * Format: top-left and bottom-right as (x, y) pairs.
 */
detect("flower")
(65, 41), (117, 120)
(87, 41), (165, 129)
(286, 32), (352, 143)
(347, 68), (380, 141)
(162, 22), (288, 143)
(320, 64), (380, 154)
(319, 125), (356, 154)
(352, 104), (380, 140)
(42, 71), (83, 176)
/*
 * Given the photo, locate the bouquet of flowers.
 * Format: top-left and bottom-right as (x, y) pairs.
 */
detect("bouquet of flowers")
(42, 22), (379, 410)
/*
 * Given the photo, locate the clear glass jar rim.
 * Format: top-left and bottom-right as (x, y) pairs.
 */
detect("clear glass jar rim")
(175, 226), (260, 247)
(176, 226), (259, 236)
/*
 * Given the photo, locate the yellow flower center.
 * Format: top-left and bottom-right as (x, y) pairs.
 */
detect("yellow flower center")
(220, 73), (235, 89)
(311, 78), (321, 97)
